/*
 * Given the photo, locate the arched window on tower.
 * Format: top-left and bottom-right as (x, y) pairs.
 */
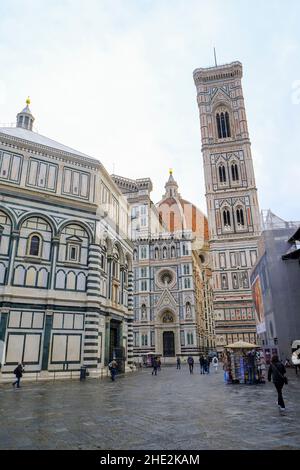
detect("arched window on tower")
(231, 162), (239, 181)
(154, 247), (159, 259)
(223, 209), (231, 227)
(216, 113), (222, 138)
(221, 113), (226, 138)
(218, 164), (226, 183)
(236, 208), (245, 226)
(216, 111), (231, 138)
(225, 112), (231, 137)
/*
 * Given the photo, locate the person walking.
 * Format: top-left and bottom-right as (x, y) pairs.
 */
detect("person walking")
(199, 355), (205, 374)
(247, 349), (256, 384)
(176, 357), (181, 370)
(268, 355), (287, 411)
(207, 356), (212, 374)
(152, 357), (158, 376)
(12, 363), (24, 388)
(108, 359), (118, 381)
(212, 356), (219, 373)
(187, 356), (194, 374)
(203, 356), (208, 374)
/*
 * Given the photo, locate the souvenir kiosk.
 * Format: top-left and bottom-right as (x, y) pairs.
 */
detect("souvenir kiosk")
(141, 352), (162, 367)
(222, 340), (265, 384)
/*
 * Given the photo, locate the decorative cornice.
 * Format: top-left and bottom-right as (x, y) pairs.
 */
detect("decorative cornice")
(193, 61), (243, 85)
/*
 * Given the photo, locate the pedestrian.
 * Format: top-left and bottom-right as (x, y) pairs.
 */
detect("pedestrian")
(212, 356), (219, 373)
(176, 357), (181, 370)
(284, 358), (291, 368)
(268, 355), (288, 411)
(187, 356), (194, 374)
(12, 363), (24, 388)
(203, 356), (207, 374)
(207, 356), (211, 374)
(108, 359), (118, 381)
(247, 349), (256, 384)
(199, 355), (205, 374)
(152, 357), (158, 376)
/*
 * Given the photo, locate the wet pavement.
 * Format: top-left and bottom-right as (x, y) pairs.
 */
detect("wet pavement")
(0, 365), (299, 450)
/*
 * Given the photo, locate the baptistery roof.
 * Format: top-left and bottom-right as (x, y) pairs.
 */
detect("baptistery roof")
(0, 99), (98, 163)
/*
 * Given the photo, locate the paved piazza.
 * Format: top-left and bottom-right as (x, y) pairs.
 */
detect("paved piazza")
(0, 365), (299, 450)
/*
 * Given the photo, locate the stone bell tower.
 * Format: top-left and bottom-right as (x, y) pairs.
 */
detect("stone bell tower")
(193, 61), (261, 352)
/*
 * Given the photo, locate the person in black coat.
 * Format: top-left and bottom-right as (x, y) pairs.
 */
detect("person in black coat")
(268, 355), (287, 410)
(199, 355), (205, 374)
(187, 356), (194, 374)
(152, 357), (158, 376)
(12, 363), (24, 388)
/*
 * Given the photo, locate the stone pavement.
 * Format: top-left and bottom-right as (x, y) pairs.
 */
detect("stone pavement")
(0, 364), (299, 450)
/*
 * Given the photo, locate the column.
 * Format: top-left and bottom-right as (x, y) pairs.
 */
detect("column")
(41, 313), (53, 371)
(87, 244), (102, 296)
(0, 311), (8, 367)
(104, 318), (111, 365)
(82, 311), (100, 370)
(107, 255), (113, 300)
(120, 264), (125, 305)
(6, 230), (19, 286)
(83, 244), (102, 370)
(50, 237), (59, 290)
(126, 269), (134, 366)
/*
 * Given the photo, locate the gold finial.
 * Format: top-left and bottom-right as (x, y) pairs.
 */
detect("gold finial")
(26, 97), (31, 105)
(169, 168), (173, 175)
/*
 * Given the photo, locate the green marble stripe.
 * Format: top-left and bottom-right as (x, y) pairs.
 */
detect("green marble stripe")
(41, 315), (53, 371)
(0, 313), (8, 341)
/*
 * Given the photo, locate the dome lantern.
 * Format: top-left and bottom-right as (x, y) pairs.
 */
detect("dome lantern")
(164, 169), (179, 198)
(16, 97), (35, 131)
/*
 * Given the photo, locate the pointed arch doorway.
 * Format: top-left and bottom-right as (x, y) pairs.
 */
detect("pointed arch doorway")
(163, 331), (175, 357)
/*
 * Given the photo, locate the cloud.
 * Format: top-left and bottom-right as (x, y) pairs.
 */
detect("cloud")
(0, 0), (299, 221)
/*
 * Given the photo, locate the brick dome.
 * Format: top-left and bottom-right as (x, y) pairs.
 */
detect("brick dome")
(156, 171), (209, 242)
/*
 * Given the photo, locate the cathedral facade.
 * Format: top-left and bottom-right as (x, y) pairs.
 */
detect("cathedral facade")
(113, 172), (215, 363)
(193, 61), (261, 353)
(0, 101), (133, 382)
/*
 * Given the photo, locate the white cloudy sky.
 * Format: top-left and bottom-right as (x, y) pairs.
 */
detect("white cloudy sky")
(0, 0), (299, 220)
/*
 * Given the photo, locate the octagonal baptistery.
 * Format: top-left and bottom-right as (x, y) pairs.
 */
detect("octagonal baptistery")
(156, 170), (209, 250)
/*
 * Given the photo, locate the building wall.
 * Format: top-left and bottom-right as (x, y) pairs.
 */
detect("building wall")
(132, 232), (214, 362)
(251, 225), (300, 360)
(0, 129), (133, 381)
(112, 174), (215, 362)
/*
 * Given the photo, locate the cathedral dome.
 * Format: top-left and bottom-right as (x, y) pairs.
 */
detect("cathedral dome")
(156, 170), (209, 242)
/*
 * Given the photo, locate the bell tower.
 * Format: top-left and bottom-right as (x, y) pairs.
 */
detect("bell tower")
(193, 61), (261, 351)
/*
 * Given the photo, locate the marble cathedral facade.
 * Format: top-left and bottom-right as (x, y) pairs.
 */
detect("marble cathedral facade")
(113, 172), (215, 363)
(193, 61), (261, 353)
(0, 101), (133, 382)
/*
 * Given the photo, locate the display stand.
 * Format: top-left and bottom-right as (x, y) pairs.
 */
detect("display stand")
(222, 340), (265, 385)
